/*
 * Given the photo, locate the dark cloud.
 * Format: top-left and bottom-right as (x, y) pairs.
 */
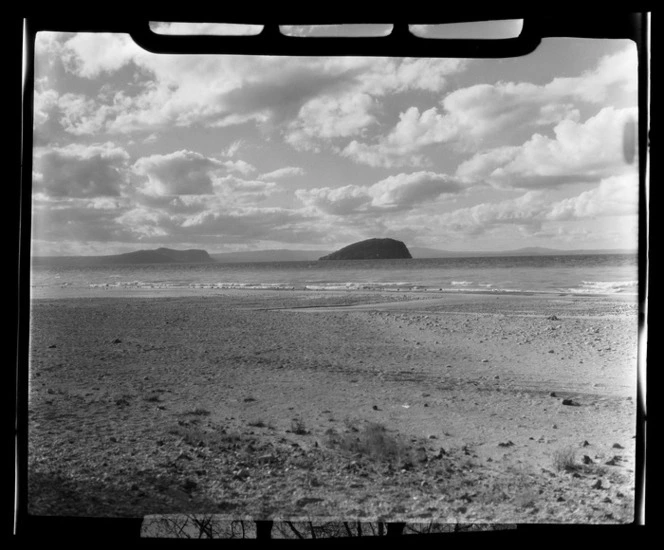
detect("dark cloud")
(133, 150), (219, 196)
(219, 65), (362, 127)
(34, 148), (127, 198)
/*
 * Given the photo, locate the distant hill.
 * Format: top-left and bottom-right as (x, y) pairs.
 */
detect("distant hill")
(32, 245), (637, 267)
(32, 248), (214, 266)
(410, 246), (637, 258)
(210, 249), (328, 263)
(319, 238), (412, 261)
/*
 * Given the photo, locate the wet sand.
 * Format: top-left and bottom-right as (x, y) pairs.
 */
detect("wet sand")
(27, 289), (640, 523)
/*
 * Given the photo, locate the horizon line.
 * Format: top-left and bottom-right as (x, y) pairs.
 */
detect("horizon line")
(31, 245), (638, 259)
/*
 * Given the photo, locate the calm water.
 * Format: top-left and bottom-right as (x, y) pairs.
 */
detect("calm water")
(31, 254), (639, 296)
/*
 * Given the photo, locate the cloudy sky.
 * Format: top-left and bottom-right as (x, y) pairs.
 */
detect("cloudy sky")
(31, 23), (639, 256)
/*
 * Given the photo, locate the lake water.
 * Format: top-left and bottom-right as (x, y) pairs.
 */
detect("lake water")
(30, 254), (639, 297)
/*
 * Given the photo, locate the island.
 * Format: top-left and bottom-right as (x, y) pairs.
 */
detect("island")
(319, 238), (412, 260)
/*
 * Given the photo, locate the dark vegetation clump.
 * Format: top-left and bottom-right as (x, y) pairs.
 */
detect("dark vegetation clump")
(326, 422), (410, 464)
(290, 417), (308, 435)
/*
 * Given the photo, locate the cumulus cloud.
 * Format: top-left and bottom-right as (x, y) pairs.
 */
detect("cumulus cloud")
(342, 46), (636, 168)
(342, 106), (457, 168)
(441, 47), (636, 144)
(457, 106), (638, 189)
(33, 143), (130, 198)
(133, 150), (222, 196)
(434, 173), (638, 238)
(436, 191), (548, 236)
(213, 175), (277, 204)
(222, 159), (256, 175)
(115, 206), (171, 238)
(296, 171), (462, 215)
(544, 46), (638, 103)
(355, 57), (468, 96)
(286, 93), (377, 151)
(41, 32), (469, 141)
(284, 57), (467, 152)
(546, 174), (639, 220)
(59, 32), (148, 78)
(34, 194), (321, 250)
(297, 185), (373, 216)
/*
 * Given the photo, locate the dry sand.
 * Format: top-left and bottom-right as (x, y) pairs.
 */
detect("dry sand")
(27, 289), (640, 524)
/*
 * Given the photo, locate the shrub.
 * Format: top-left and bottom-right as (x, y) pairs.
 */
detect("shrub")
(336, 422), (409, 464)
(291, 417), (308, 435)
(552, 446), (577, 472)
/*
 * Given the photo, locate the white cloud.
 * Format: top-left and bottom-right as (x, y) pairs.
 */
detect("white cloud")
(355, 57), (468, 96)
(43, 32), (470, 142)
(368, 172), (463, 207)
(441, 46), (636, 144)
(297, 185), (373, 216)
(115, 207), (171, 238)
(222, 159), (256, 175)
(222, 140), (244, 157)
(60, 33), (148, 78)
(436, 191), (548, 236)
(342, 106), (457, 168)
(213, 175), (277, 202)
(546, 174), (639, 220)
(342, 46), (636, 168)
(286, 93), (377, 151)
(296, 171), (462, 215)
(432, 173), (638, 238)
(57, 92), (112, 135)
(33, 88), (59, 127)
(457, 106), (638, 189)
(545, 46), (638, 103)
(284, 57), (468, 152)
(258, 167), (306, 181)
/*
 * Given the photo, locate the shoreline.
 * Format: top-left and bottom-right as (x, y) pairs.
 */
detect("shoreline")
(26, 289), (639, 522)
(28, 285), (641, 302)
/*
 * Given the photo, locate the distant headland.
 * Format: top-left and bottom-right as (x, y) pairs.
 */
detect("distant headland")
(31, 244), (636, 267)
(32, 248), (214, 266)
(319, 238), (412, 261)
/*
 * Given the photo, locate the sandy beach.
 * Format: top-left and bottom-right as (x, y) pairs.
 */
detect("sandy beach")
(27, 289), (640, 524)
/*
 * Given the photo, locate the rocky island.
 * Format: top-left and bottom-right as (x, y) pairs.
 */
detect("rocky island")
(319, 238), (412, 261)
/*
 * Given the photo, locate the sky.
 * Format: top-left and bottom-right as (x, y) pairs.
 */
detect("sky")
(30, 23), (640, 256)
